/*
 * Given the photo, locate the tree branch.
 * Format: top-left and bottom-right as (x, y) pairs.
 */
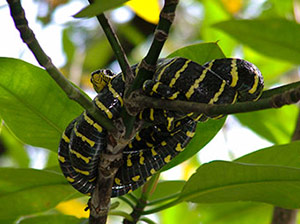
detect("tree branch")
(261, 81), (300, 99)
(89, 148), (124, 224)
(6, 0), (116, 132)
(125, 0), (179, 97)
(126, 83), (300, 117)
(123, 0), (179, 138)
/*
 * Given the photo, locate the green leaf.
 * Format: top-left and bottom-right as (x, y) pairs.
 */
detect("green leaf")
(196, 202), (272, 224)
(260, 0), (294, 19)
(149, 180), (185, 201)
(74, 0), (129, 18)
(213, 18), (300, 64)
(162, 118), (226, 171)
(0, 168), (65, 194)
(132, 180), (185, 202)
(235, 105), (298, 144)
(160, 201), (272, 224)
(18, 214), (87, 224)
(201, 0), (236, 56)
(0, 168), (76, 220)
(236, 141), (300, 168)
(0, 125), (29, 167)
(160, 202), (202, 224)
(243, 47), (293, 85)
(181, 161), (300, 208)
(167, 42), (226, 64)
(0, 58), (83, 151)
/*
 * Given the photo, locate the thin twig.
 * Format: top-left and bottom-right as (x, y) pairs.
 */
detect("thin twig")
(6, 0), (116, 132)
(86, 3), (134, 84)
(123, 174), (160, 224)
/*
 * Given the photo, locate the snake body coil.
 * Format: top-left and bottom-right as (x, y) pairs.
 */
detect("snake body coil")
(58, 57), (264, 196)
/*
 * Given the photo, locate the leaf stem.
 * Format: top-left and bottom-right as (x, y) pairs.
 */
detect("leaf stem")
(119, 196), (135, 209)
(139, 217), (157, 224)
(147, 192), (181, 206)
(109, 210), (134, 222)
(141, 198), (183, 215)
(127, 193), (139, 203)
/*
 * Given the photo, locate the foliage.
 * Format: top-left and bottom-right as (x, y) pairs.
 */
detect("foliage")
(0, 0), (300, 223)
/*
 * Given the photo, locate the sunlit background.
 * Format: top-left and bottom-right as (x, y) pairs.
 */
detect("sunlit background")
(0, 0), (298, 222)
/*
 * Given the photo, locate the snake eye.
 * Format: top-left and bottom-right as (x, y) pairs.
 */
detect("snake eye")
(105, 69), (114, 76)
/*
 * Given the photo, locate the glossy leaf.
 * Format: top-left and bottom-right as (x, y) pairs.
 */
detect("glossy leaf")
(196, 202), (272, 224)
(132, 180), (185, 201)
(168, 42), (226, 64)
(149, 180), (185, 201)
(161, 201), (271, 224)
(0, 168), (76, 220)
(0, 58), (83, 151)
(160, 202), (202, 224)
(236, 140), (300, 168)
(74, 0), (129, 18)
(201, 0), (237, 56)
(181, 161), (300, 208)
(213, 18), (300, 64)
(235, 105), (298, 144)
(243, 47), (293, 85)
(18, 214), (87, 224)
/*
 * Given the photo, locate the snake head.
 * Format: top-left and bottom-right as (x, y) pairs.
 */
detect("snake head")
(91, 69), (116, 93)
